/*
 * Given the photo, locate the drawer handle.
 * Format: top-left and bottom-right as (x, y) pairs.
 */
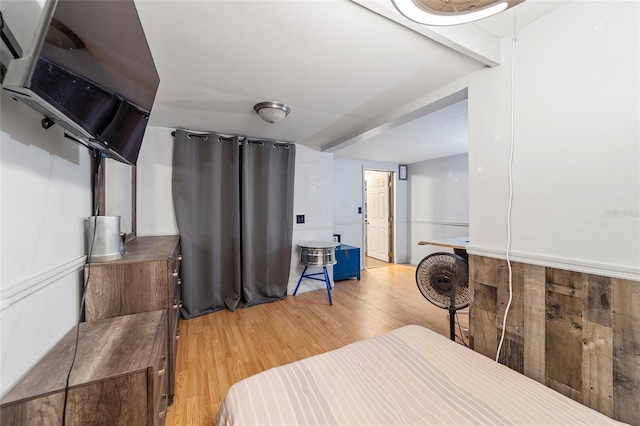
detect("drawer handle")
(177, 279), (182, 286)
(173, 302), (183, 310)
(158, 394), (168, 418)
(173, 271), (179, 278)
(157, 354), (167, 376)
(176, 331), (181, 341)
(178, 255), (183, 261)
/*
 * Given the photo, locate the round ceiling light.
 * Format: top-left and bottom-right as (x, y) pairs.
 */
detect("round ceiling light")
(254, 101), (291, 124)
(391, 0), (524, 26)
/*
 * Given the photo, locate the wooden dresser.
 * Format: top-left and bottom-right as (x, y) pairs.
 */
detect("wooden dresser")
(85, 235), (181, 403)
(0, 311), (168, 425)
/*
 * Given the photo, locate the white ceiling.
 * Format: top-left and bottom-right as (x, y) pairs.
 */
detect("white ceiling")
(322, 0), (568, 164)
(134, 0), (489, 163)
(335, 98), (468, 164)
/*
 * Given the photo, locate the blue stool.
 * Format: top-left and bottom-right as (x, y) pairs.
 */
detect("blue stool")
(293, 265), (333, 305)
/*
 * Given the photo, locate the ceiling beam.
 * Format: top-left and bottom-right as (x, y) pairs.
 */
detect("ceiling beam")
(350, 0), (501, 67)
(322, 88), (468, 153)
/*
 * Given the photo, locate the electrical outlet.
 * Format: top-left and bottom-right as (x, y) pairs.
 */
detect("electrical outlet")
(358, 207), (362, 214)
(296, 214), (305, 224)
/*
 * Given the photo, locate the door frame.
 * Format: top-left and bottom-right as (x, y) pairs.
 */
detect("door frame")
(363, 168), (396, 264)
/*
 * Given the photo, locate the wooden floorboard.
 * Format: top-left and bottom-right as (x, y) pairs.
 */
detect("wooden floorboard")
(364, 255), (389, 269)
(166, 264), (468, 426)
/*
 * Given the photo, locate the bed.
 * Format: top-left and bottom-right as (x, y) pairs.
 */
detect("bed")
(216, 325), (624, 425)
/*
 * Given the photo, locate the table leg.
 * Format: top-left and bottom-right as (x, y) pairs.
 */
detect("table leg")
(323, 266), (333, 305)
(293, 265), (308, 296)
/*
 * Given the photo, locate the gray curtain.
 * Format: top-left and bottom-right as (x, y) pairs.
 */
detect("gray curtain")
(172, 130), (295, 317)
(172, 130), (241, 317)
(242, 140), (296, 307)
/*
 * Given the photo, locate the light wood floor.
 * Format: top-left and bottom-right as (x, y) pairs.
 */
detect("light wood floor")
(166, 264), (468, 426)
(364, 255), (389, 269)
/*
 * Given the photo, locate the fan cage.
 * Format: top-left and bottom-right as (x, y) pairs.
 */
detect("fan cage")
(415, 252), (469, 310)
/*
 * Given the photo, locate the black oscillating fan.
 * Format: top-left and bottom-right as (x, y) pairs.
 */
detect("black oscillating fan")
(415, 253), (469, 342)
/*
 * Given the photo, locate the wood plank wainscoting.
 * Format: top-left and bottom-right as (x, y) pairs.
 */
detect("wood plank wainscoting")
(469, 254), (640, 425)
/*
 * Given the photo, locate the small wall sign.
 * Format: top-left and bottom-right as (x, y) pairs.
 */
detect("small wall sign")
(398, 164), (408, 180)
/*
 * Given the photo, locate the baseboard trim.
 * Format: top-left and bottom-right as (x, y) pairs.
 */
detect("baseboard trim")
(466, 246), (639, 281)
(0, 256), (87, 313)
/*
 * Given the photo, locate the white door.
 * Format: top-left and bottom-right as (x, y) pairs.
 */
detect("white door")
(365, 170), (390, 262)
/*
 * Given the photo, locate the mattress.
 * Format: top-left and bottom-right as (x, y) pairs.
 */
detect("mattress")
(216, 325), (624, 425)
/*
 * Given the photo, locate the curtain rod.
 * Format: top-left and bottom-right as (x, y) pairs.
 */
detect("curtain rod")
(171, 129), (293, 147)
(171, 129), (238, 142)
(246, 140), (290, 149)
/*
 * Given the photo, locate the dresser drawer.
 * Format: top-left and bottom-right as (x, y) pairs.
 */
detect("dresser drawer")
(171, 244), (182, 281)
(168, 282), (181, 404)
(152, 319), (168, 424)
(155, 375), (168, 426)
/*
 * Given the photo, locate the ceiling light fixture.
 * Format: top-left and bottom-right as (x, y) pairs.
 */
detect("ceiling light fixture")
(254, 101), (291, 124)
(390, 0), (523, 26)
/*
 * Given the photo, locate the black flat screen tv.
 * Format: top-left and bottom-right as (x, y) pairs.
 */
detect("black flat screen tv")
(2, 0), (159, 165)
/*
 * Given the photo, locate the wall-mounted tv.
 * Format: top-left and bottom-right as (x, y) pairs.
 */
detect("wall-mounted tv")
(2, 0), (159, 165)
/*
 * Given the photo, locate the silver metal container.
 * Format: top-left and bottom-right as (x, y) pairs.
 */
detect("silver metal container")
(298, 241), (339, 266)
(85, 216), (123, 262)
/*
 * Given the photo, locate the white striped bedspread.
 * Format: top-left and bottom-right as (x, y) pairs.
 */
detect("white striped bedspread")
(216, 325), (624, 426)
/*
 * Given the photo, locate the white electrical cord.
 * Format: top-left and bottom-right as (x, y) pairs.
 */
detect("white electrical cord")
(496, 19), (517, 364)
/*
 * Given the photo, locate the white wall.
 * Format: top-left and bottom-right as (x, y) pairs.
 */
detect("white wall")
(333, 159), (409, 265)
(467, 0), (639, 279)
(0, 91), (92, 394)
(288, 145), (335, 294)
(136, 126), (178, 236)
(333, 159), (364, 249)
(104, 159), (134, 235)
(409, 153), (469, 265)
(135, 127), (335, 295)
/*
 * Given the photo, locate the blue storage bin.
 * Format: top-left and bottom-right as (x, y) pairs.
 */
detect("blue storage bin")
(333, 244), (361, 281)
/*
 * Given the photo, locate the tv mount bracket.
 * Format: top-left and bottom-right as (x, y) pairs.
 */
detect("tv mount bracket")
(1, 13), (57, 131)
(1, 11), (23, 82)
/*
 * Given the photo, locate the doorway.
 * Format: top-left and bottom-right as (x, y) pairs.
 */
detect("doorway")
(364, 169), (394, 267)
